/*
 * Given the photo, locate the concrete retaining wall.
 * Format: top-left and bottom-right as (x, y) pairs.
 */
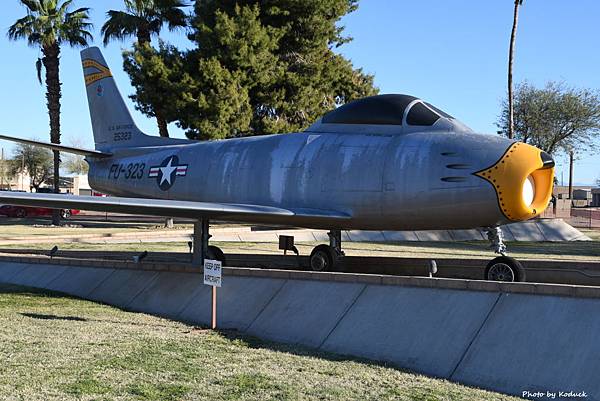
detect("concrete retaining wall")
(1, 260), (599, 400)
(452, 293), (600, 398)
(321, 286), (500, 378)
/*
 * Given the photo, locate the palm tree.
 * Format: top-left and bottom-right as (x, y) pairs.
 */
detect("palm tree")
(102, 0), (188, 138)
(8, 0), (92, 226)
(508, 0), (524, 139)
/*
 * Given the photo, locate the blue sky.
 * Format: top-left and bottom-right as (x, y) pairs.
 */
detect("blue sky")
(0, 0), (598, 184)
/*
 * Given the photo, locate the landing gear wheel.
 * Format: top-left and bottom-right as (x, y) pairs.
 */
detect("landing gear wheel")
(310, 245), (335, 272)
(15, 208), (26, 218)
(485, 256), (526, 282)
(60, 209), (72, 219)
(207, 245), (226, 265)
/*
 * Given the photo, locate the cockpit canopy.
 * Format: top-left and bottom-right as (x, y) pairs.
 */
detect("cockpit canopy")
(306, 94), (470, 134)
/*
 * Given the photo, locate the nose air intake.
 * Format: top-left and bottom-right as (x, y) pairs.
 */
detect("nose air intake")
(475, 142), (555, 222)
(540, 151), (555, 169)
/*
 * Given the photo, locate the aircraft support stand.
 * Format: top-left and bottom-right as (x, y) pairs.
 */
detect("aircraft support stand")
(329, 230), (345, 258)
(193, 219), (226, 266)
(193, 219), (210, 265)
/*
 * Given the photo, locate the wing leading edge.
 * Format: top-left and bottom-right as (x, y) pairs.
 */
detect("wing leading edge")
(0, 134), (112, 158)
(0, 192), (351, 224)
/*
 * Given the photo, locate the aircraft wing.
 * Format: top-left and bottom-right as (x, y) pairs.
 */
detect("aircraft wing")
(0, 134), (112, 158)
(0, 192), (351, 222)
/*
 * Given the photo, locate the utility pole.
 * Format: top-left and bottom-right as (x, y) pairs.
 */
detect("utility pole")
(21, 154), (25, 191)
(568, 151), (574, 200)
(508, 0), (524, 139)
(0, 148), (4, 190)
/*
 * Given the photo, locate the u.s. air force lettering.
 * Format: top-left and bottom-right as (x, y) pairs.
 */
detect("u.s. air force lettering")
(148, 155), (188, 191)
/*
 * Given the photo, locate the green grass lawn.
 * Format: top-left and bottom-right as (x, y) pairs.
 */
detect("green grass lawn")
(0, 217), (161, 239)
(0, 217), (597, 262)
(580, 228), (600, 241)
(1, 238), (598, 262)
(0, 284), (520, 401)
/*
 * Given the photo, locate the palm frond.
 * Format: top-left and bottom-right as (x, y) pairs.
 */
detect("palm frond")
(10, 0), (92, 48)
(59, 24), (92, 47)
(57, 0), (74, 16)
(65, 6), (90, 18)
(103, 0), (188, 45)
(39, 0), (50, 15)
(20, 0), (43, 13)
(7, 15), (40, 45)
(159, 4), (188, 30)
(102, 10), (142, 45)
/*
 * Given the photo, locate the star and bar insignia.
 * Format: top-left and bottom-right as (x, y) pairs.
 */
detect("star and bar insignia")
(148, 155), (188, 191)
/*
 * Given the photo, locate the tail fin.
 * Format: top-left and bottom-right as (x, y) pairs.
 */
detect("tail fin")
(81, 47), (188, 151)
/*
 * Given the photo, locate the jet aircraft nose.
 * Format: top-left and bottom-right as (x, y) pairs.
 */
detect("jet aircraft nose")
(475, 142), (555, 222)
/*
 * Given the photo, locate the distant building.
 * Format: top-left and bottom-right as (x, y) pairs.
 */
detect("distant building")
(554, 185), (591, 199)
(1, 171), (32, 192)
(71, 174), (92, 196)
(553, 185), (593, 207)
(9, 174), (92, 195)
(61, 174), (92, 196)
(592, 189), (600, 207)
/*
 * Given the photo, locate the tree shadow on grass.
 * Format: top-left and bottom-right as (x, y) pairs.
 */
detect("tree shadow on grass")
(0, 283), (510, 398)
(212, 327), (424, 377)
(20, 312), (87, 322)
(0, 283), (73, 297)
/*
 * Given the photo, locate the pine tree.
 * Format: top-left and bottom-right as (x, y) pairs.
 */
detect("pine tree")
(124, 0), (377, 139)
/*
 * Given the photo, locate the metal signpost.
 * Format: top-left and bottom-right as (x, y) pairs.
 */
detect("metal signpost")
(203, 259), (222, 329)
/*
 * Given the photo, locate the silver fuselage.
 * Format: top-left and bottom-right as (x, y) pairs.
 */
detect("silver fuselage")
(88, 129), (513, 230)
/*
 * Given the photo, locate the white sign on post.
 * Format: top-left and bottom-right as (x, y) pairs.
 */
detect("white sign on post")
(203, 259), (222, 287)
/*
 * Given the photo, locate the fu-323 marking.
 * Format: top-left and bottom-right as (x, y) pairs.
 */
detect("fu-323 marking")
(108, 163), (145, 179)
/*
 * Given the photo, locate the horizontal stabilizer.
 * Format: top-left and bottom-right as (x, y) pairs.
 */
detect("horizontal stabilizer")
(0, 192), (351, 223)
(0, 134), (112, 158)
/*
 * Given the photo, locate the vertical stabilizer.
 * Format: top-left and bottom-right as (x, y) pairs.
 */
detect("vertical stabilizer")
(81, 47), (187, 151)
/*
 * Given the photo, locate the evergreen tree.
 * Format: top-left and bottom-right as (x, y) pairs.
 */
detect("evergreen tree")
(123, 0), (377, 139)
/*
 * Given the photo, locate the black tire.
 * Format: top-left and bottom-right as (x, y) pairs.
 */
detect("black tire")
(207, 245), (226, 265)
(485, 256), (526, 282)
(60, 209), (72, 219)
(15, 208), (26, 218)
(309, 245), (336, 272)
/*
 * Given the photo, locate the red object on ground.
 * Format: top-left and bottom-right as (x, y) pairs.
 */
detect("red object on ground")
(0, 205), (80, 218)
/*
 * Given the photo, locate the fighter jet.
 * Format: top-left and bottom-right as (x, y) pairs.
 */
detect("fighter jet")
(0, 47), (555, 281)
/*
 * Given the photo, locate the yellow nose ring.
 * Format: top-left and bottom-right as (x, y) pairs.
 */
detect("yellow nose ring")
(474, 142), (554, 222)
